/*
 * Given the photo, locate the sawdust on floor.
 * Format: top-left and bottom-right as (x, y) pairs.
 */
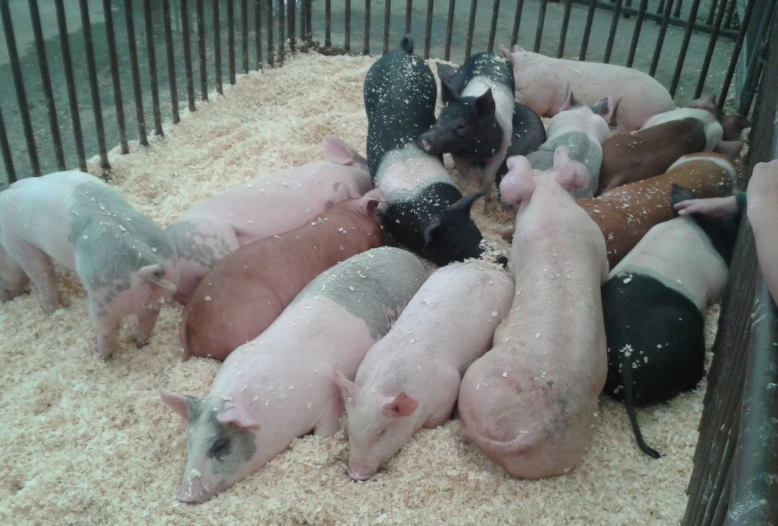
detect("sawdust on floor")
(0, 51), (721, 525)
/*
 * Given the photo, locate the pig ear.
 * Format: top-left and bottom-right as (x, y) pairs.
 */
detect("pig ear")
(512, 44), (526, 53)
(559, 83), (579, 112)
(159, 387), (198, 423)
(436, 63), (458, 84)
(441, 79), (460, 102)
(381, 392), (419, 418)
(357, 189), (387, 220)
(500, 156), (535, 206)
(322, 135), (367, 168)
(139, 264), (177, 292)
(591, 96), (615, 124)
(553, 147), (589, 191)
(217, 402), (260, 430)
(670, 184), (697, 212)
(713, 140), (743, 159)
(449, 185), (490, 215)
(423, 220), (446, 249)
(498, 44), (515, 65)
(475, 89), (496, 119)
(326, 182), (354, 208)
(333, 364), (358, 403)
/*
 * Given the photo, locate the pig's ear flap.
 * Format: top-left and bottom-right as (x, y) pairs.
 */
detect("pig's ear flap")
(139, 264), (177, 292)
(591, 96), (615, 124)
(357, 189), (387, 220)
(441, 79), (460, 102)
(475, 89), (496, 119)
(512, 44), (526, 53)
(436, 63), (459, 85)
(159, 387), (199, 423)
(322, 135), (368, 168)
(450, 185), (490, 215)
(423, 220), (446, 250)
(670, 184), (697, 213)
(333, 364), (358, 403)
(553, 147), (589, 191)
(498, 44), (515, 66)
(500, 156), (534, 206)
(713, 140), (743, 159)
(559, 83), (578, 112)
(326, 182), (354, 208)
(382, 392), (419, 418)
(217, 402), (260, 430)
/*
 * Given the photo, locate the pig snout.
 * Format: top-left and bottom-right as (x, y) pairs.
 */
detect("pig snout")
(175, 469), (226, 504)
(347, 460), (379, 481)
(418, 134), (437, 153)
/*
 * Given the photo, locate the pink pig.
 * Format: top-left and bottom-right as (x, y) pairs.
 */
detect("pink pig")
(0, 171), (178, 358)
(459, 155), (609, 479)
(499, 44), (674, 132)
(159, 247), (427, 504)
(166, 135), (373, 304)
(333, 261), (513, 480)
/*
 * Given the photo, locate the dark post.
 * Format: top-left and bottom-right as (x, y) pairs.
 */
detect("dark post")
(0, 103), (16, 183)
(181, 0), (196, 111)
(242, 0), (249, 73)
(288, 0), (295, 53)
(405, 0), (412, 34)
(488, 0), (501, 53)
(534, 0), (548, 54)
(267, 0), (274, 65)
(511, 0), (524, 49)
(278, 0), (285, 66)
(465, 0), (477, 61)
(197, 0), (208, 100)
(649, 0), (674, 76)
(30, 0), (66, 168)
(444, 0), (456, 61)
(363, 0), (371, 55)
(325, 0), (332, 47)
(673, 0), (683, 18)
(163, 0), (180, 124)
(228, 0), (236, 84)
(2, 0), (41, 176)
(345, 0), (351, 52)
(626, 0), (648, 67)
(55, 0), (86, 170)
(256, 0), (263, 68)
(556, 0), (572, 58)
(706, 0), (719, 25)
(124, 0), (149, 147)
(579, 0), (597, 60)
(383, 0), (392, 55)
(144, 0), (165, 135)
(695, 0), (727, 97)
(604, 0), (623, 63)
(724, 0), (737, 29)
(670, 0), (704, 97)
(214, 0), (223, 93)
(424, 0), (433, 59)
(79, 0), (111, 172)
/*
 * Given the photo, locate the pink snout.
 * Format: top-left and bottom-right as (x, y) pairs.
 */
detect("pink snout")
(175, 477), (225, 505)
(347, 462), (378, 481)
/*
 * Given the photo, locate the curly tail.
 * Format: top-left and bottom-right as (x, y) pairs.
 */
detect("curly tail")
(399, 35), (414, 54)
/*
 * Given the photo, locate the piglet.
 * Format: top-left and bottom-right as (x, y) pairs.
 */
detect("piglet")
(159, 247), (427, 504)
(334, 261), (513, 480)
(0, 171), (178, 358)
(500, 44), (673, 132)
(365, 35), (486, 266)
(166, 135), (373, 304)
(419, 52), (516, 189)
(640, 106), (740, 158)
(459, 151), (608, 479)
(602, 185), (739, 458)
(522, 88), (612, 198)
(686, 94), (751, 142)
(180, 189), (387, 361)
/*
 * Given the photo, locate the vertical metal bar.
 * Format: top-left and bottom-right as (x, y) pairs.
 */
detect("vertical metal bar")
(444, 0), (456, 60)
(197, 0), (208, 100)
(733, 0), (772, 115)
(267, 0), (275, 65)
(657, 0), (665, 14)
(556, 0), (572, 58)
(278, 0), (285, 65)
(724, 0), (737, 29)
(345, 0), (351, 52)
(695, 0), (727, 97)
(2, 0), (41, 176)
(465, 0), (478, 61)
(256, 0), (263, 68)
(144, 0), (164, 135)
(123, 0), (149, 147)
(289, 0), (295, 53)
(405, 0), (412, 34)
(603, 0), (623, 63)
(181, 0), (196, 111)
(511, 0), (524, 49)
(488, 0), (501, 53)
(534, 0), (548, 54)
(242, 0), (249, 73)
(325, 0), (332, 47)
(306, 0), (312, 39)
(626, 0), (648, 67)
(673, 0), (683, 18)
(162, 0), (180, 124)
(363, 0), (371, 55)
(669, 0), (704, 97)
(79, 0), (110, 171)
(29, 0), (66, 168)
(214, 0), (223, 92)
(579, 0), (597, 60)
(706, 0), (719, 25)
(55, 0), (86, 170)
(383, 0), (391, 55)
(424, 0), (433, 59)
(0, 103), (15, 183)
(649, 0), (673, 76)
(228, 0), (236, 84)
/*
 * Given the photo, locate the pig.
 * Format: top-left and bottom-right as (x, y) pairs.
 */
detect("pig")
(686, 94), (751, 142)
(602, 184), (739, 458)
(0, 171), (178, 358)
(499, 44), (674, 132)
(180, 189), (386, 361)
(159, 246), (428, 504)
(419, 52), (516, 189)
(334, 261), (513, 480)
(365, 35), (487, 266)
(522, 88), (612, 198)
(166, 135), (373, 305)
(459, 150), (609, 479)
(744, 160), (778, 303)
(640, 107), (739, 157)
(597, 117), (709, 194)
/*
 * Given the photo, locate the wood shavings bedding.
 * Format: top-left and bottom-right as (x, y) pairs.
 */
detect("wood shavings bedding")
(0, 52), (717, 525)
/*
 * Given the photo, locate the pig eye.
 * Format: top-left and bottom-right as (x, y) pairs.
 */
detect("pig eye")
(209, 437), (232, 460)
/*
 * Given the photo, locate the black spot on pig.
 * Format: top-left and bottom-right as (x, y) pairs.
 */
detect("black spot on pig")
(495, 102), (548, 188)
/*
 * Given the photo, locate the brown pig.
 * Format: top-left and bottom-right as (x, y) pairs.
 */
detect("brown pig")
(580, 153), (735, 268)
(597, 118), (708, 195)
(180, 189), (386, 361)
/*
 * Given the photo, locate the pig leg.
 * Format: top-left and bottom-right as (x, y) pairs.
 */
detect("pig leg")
(88, 298), (122, 358)
(3, 240), (61, 313)
(313, 398), (345, 436)
(135, 304), (162, 347)
(0, 247), (31, 302)
(747, 161), (778, 304)
(423, 368), (462, 428)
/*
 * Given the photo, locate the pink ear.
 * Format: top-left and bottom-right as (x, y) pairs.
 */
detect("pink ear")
(498, 44), (514, 65)
(500, 156), (535, 206)
(159, 387), (195, 423)
(333, 365), (358, 403)
(512, 44), (526, 53)
(217, 402), (260, 430)
(591, 96), (616, 125)
(553, 147), (589, 191)
(326, 182), (355, 208)
(322, 135), (366, 167)
(712, 140), (743, 159)
(382, 392), (419, 418)
(358, 189), (387, 221)
(558, 83), (576, 113)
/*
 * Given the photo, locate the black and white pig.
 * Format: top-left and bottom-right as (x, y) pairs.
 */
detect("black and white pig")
(601, 184), (740, 458)
(418, 52), (517, 189)
(365, 35), (487, 266)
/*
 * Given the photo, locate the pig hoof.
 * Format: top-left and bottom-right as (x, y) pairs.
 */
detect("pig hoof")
(41, 303), (61, 315)
(134, 336), (150, 349)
